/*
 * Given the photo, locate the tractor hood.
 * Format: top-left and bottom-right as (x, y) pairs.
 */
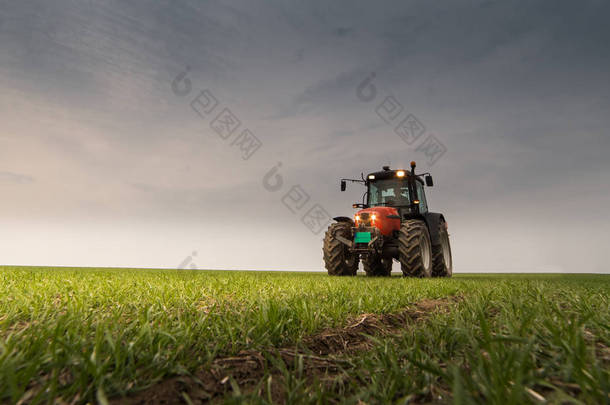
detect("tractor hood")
(355, 206), (401, 236)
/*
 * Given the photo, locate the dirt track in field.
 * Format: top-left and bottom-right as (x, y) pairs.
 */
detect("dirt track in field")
(112, 296), (461, 405)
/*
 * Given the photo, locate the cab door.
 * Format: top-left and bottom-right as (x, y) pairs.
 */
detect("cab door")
(416, 181), (429, 213)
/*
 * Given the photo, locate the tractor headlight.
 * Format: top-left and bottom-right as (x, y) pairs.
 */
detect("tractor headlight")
(396, 170), (405, 177)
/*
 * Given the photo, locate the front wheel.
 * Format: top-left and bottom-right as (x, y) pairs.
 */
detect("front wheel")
(323, 222), (358, 276)
(398, 220), (433, 277)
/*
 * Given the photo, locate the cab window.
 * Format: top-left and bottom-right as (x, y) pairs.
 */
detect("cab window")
(368, 179), (411, 207)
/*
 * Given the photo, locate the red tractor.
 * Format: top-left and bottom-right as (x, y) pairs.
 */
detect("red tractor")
(323, 162), (452, 277)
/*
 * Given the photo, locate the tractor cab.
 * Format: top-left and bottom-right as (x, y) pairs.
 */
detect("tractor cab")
(364, 164), (432, 217)
(342, 162), (434, 217)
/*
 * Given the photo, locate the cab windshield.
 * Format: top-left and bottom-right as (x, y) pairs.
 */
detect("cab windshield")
(368, 179), (411, 207)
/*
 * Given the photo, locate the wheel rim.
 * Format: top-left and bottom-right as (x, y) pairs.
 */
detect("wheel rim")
(420, 236), (431, 269)
(441, 232), (452, 270)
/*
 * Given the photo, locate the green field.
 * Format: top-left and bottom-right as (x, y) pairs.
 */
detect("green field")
(0, 267), (608, 404)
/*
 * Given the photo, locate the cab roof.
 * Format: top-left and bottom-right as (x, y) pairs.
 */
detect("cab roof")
(366, 168), (423, 183)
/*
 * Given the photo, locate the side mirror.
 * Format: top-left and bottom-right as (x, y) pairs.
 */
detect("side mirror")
(425, 175), (434, 187)
(340, 180), (346, 191)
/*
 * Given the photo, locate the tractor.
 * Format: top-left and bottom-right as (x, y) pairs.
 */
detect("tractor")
(323, 162), (452, 277)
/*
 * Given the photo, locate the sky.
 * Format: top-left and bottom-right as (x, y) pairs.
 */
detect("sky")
(1, 0), (609, 273)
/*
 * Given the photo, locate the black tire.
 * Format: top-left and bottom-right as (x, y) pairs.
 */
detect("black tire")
(432, 220), (453, 277)
(362, 254), (392, 277)
(323, 222), (358, 276)
(398, 220), (433, 277)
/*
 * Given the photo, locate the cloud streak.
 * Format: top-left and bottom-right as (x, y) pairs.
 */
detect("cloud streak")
(0, 171), (35, 184)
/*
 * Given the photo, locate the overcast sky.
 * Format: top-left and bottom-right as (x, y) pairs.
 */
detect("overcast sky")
(1, 0), (609, 272)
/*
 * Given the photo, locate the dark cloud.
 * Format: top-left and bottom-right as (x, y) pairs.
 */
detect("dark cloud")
(267, 69), (371, 119)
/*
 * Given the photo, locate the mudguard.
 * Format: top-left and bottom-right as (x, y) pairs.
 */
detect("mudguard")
(333, 216), (354, 224)
(422, 212), (446, 246)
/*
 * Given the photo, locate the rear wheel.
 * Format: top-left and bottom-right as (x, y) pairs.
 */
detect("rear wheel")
(323, 222), (358, 276)
(362, 254), (392, 277)
(432, 220), (452, 277)
(398, 220), (433, 277)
